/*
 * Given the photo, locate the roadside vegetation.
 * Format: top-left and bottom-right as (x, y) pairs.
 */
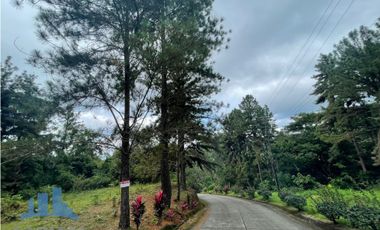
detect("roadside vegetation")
(1, 183), (203, 230)
(186, 19), (380, 230)
(1, 0), (226, 229)
(1, 0), (379, 229)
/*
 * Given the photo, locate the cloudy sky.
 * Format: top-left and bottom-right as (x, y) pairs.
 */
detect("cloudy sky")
(2, 0), (380, 129)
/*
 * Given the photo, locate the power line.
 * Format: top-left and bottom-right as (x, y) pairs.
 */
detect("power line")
(267, 0), (336, 106)
(287, 0), (355, 117)
(284, 0), (355, 105)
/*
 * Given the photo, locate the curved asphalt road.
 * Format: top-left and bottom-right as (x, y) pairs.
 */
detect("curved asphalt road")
(198, 194), (320, 230)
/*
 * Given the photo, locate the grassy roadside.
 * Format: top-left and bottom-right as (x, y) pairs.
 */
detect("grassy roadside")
(1, 183), (203, 230)
(205, 187), (380, 229)
(178, 200), (208, 230)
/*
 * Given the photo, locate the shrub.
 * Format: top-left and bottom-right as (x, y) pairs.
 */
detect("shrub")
(258, 180), (272, 191)
(18, 185), (54, 199)
(73, 175), (112, 191)
(1, 194), (26, 223)
(346, 205), (380, 230)
(230, 185), (243, 195)
(292, 173), (320, 190)
(277, 173), (296, 187)
(278, 189), (290, 202)
(246, 187), (255, 199)
(258, 190), (272, 200)
(165, 209), (175, 221)
(180, 202), (189, 211)
(223, 185), (229, 194)
(207, 184), (215, 192)
(214, 186), (223, 194)
(345, 193), (380, 230)
(284, 194), (306, 211)
(330, 174), (357, 189)
(55, 170), (77, 191)
(312, 188), (347, 224)
(131, 195), (145, 230)
(154, 190), (165, 221)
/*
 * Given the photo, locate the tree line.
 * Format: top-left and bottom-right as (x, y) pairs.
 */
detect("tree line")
(2, 0), (228, 229)
(190, 19), (380, 194)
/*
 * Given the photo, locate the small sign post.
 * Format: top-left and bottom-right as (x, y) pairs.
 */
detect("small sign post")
(120, 180), (130, 188)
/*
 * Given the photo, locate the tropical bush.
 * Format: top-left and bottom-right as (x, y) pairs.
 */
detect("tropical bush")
(346, 205), (380, 230)
(223, 185), (229, 194)
(73, 175), (113, 191)
(1, 194), (25, 223)
(330, 174), (357, 189)
(258, 190), (272, 200)
(165, 209), (175, 221)
(278, 189), (290, 202)
(312, 188), (347, 224)
(258, 180), (272, 191)
(154, 190), (165, 221)
(284, 194), (306, 211)
(246, 187), (255, 199)
(230, 185), (243, 195)
(292, 173), (320, 190)
(345, 193), (380, 230)
(131, 195), (145, 230)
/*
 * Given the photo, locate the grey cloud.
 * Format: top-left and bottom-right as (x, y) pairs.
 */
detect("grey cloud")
(2, 0), (380, 129)
(212, 0), (380, 127)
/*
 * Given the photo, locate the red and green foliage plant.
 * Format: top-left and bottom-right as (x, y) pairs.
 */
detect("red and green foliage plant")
(180, 202), (189, 211)
(154, 190), (165, 220)
(131, 195), (145, 230)
(165, 209), (175, 221)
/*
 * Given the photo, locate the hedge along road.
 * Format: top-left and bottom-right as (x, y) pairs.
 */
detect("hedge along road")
(196, 194), (321, 230)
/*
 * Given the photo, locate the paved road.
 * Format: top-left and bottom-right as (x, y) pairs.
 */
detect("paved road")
(198, 194), (320, 230)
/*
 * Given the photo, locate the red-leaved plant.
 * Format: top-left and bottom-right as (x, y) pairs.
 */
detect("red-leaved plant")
(165, 208), (175, 221)
(180, 202), (189, 211)
(154, 190), (165, 221)
(131, 195), (145, 230)
(190, 200), (198, 209)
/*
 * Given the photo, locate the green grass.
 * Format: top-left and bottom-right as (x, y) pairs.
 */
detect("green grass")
(258, 187), (380, 224)
(211, 186), (380, 226)
(2, 183), (160, 230)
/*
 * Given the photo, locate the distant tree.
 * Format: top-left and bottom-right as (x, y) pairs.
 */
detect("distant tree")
(221, 95), (276, 189)
(1, 57), (56, 193)
(20, 0), (157, 227)
(313, 19), (380, 173)
(139, 0), (226, 205)
(1, 57), (54, 139)
(273, 113), (333, 184)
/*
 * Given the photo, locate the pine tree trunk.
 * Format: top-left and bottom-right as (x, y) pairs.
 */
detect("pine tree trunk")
(160, 70), (172, 207)
(374, 129), (380, 166)
(352, 136), (367, 173)
(257, 160), (263, 183)
(256, 151), (263, 183)
(180, 160), (187, 191)
(178, 131), (186, 191)
(176, 136), (181, 201)
(119, 46), (131, 230)
(270, 158), (280, 191)
(267, 144), (280, 191)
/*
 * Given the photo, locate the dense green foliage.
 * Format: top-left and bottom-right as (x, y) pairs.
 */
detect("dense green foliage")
(2, 2), (379, 229)
(184, 19), (380, 230)
(188, 20), (380, 195)
(313, 189), (347, 223)
(257, 190), (272, 200)
(284, 194), (306, 211)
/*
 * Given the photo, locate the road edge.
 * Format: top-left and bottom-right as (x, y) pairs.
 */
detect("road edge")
(178, 199), (209, 230)
(206, 193), (353, 230)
